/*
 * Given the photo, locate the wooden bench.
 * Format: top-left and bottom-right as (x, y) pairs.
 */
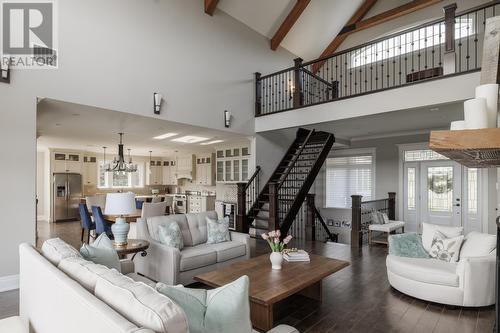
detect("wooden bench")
(369, 221), (405, 245)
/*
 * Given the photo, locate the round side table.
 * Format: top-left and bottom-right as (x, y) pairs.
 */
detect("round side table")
(113, 239), (150, 260)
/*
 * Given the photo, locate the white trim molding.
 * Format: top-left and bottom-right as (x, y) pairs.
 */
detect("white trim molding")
(0, 274), (19, 292)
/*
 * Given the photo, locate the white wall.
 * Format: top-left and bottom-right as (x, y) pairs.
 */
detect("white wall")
(0, 0), (295, 278)
(36, 151), (47, 221)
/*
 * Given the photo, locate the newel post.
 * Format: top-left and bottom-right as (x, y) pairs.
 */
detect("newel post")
(306, 194), (316, 241)
(255, 72), (262, 116)
(293, 58), (303, 108)
(268, 182), (279, 232)
(236, 183), (248, 233)
(388, 192), (396, 221)
(351, 195), (363, 248)
(443, 3), (457, 75)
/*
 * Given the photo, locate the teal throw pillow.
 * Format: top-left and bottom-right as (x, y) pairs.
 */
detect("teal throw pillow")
(80, 233), (121, 271)
(156, 275), (252, 333)
(388, 233), (429, 259)
(206, 217), (231, 244)
(158, 222), (184, 250)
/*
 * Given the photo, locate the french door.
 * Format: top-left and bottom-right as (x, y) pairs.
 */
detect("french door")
(403, 160), (480, 233)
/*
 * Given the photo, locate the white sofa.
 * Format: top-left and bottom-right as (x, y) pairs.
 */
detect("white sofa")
(136, 211), (251, 285)
(20, 240), (298, 333)
(386, 224), (496, 307)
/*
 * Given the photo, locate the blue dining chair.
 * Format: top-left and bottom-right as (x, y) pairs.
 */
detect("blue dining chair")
(136, 199), (144, 209)
(79, 203), (96, 244)
(91, 205), (114, 239)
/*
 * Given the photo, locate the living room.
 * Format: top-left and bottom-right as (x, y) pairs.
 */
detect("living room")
(1, 0), (500, 332)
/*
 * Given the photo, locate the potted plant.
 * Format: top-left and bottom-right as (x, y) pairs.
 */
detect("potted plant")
(261, 230), (292, 270)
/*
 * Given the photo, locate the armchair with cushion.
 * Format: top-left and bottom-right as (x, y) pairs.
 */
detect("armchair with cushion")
(135, 211), (250, 285)
(386, 223), (496, 306)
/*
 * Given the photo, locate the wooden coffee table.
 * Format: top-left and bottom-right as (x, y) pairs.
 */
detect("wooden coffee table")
(194, 254), (349, 332)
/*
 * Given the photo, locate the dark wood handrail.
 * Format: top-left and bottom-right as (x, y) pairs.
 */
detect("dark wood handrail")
(277, 129), (315, 190)
(301, 68), (334, 87)
(360, 198), (389, 205)
(245, 166), (261, 190)
(307, 199), (337, 242)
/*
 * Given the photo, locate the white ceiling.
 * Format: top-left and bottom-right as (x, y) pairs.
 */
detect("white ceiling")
(36, 99), (250, 156)
(218, 0), (364, 60)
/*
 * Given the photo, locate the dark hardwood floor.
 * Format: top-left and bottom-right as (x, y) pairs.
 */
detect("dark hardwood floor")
(0, 220), (494, 332)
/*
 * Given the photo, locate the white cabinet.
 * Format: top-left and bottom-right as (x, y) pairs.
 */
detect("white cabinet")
(188, 195), (215, 213)
(215, 146), (251, 183)
(82, 156), (97, 185)
(146, 160), (163, 185)
(162, 160), (177, 185)
(53, 152), (82, 173)
(195, 154), (215, 186)
(176, 154), (195, 179)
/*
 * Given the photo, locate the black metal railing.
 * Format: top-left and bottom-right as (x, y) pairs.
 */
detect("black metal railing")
(255, 1), (499, 116)
(236, 166), (261, 233)
(245, 166), (261, 215)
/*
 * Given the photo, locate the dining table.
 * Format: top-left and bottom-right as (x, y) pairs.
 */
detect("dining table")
(103, 209), (142, 223)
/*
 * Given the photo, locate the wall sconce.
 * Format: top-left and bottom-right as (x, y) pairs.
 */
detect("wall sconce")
(153, 93), (163, 115)
(224, 110), (231, 128)
(1, 56), (10, 83)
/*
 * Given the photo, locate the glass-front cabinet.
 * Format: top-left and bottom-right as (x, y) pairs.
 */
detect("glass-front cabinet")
(215, 145), (252, 183)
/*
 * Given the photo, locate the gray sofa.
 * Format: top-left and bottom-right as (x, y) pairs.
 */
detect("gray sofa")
(136, 211), (251, 285)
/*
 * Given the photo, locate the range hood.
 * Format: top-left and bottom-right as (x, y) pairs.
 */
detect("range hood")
(176, 171), (193, 180)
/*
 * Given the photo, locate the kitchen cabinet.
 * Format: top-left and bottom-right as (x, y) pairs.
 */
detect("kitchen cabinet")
(53, 152), (82, 173)
(82, 156), (97, 185)
(215, 145), (251, 183)
(195, 154), (215, 186)
(162, 160), (177, 185)
(146, 160), (163, 185)
(176, 154), (195, 179)
(188, 195), (215, 213)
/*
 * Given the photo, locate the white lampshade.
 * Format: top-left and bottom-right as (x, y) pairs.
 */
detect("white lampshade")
(104, 192), (136, 215)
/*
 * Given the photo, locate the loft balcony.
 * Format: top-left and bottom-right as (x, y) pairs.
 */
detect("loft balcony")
(254, 1), (497, 125)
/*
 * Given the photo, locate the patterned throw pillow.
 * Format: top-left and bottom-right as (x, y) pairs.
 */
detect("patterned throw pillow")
(429, 231), (464, 262)
(370, 211), (382, 224)
(206, 217), (231, 244)
(158, 222), (184, 250)
(380, 212), (390, 224)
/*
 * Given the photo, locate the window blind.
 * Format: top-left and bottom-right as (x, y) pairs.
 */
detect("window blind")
(325, 155), (373, 208)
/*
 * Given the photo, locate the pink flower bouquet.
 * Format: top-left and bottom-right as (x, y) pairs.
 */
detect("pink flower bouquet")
(261, 230), (293, 252)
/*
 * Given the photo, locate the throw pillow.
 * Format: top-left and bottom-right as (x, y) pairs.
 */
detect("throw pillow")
(206, 217), (231, 244)
(370, 211), (382, 224)
(421, 222), (463, 253)
(158, 222), (184, 250)
(80, 233), (121, 271)
(429, 231), (464, 262)
(380, 212), (390, 224)
(460, 231), (497, 258)
(156, 275), (252, 333)
(388, 233), (429, 258)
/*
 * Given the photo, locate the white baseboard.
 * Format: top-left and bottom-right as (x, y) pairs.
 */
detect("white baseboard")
(0, 274), (19, 292)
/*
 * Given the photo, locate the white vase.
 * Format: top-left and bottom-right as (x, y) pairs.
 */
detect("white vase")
(270, 252), (283, 270)
(111, 217), (130, 246)
(475, 84), (498, 128)
(464, 98), (488, 129)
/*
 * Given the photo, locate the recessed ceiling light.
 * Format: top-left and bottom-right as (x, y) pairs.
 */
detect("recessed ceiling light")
(172, 136), (210, 143)
(153, 132), (178, 140)
(429, 107), (439, 111)
(200, 140), (224, 145)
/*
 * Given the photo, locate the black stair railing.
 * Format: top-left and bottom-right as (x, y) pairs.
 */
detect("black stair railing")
(236, 166), (261, 233)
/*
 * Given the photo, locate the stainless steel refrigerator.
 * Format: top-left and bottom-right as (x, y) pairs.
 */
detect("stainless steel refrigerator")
(53, 173), (82, 222)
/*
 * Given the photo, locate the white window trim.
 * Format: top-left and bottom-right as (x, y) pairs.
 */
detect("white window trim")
(324, 147), (376, 209)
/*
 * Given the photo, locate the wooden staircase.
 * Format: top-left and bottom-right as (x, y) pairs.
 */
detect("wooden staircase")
(244, 128), (335, 238)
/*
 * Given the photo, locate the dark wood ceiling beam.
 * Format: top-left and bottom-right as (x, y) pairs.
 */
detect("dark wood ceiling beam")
(313, 0), (378, 72)
(271, 0), (311, 51)
(205, 0), (219, 16)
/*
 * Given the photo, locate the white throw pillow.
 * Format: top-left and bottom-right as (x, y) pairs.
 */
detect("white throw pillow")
(421, 223), (464, 253)
(158, 222), (184, 250)
(370, 212), (382, 224)
(429, 231), (464, 262)
(380, 212), (390, 224)
(80, 234), (121, 272)
(95, 269), (188, 333)
(58, 256), (110, 292)
(41, 238), (82, 265)
(460, 231), (497, 258)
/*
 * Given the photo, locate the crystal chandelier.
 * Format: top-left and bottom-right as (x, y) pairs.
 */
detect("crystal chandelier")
(104, 133), (137, 173)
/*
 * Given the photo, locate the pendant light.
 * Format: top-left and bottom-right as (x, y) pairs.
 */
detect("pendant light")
(105, 133), (137, 173)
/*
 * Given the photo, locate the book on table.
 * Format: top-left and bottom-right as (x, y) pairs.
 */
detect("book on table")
(283, 250), (310, 262)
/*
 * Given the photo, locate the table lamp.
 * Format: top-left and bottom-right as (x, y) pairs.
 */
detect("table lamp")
(105, 192), (136, 246)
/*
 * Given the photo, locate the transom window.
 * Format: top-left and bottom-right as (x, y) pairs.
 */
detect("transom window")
(404, 149), (447, 162)
(325, 155), (374, 208)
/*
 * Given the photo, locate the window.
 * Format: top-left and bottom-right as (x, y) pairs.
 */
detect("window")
(98, 161), (144, 188)
(404, 149), (447, 162)
(325, 155), (374, 208)
(467, 168), (478, 214)
(351, 19), (474, 68)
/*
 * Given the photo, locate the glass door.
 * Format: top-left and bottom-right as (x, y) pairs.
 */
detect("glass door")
(403, 163), (419, 232)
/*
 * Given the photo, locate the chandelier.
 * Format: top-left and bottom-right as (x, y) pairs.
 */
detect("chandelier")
(104, 133), (137, 173)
